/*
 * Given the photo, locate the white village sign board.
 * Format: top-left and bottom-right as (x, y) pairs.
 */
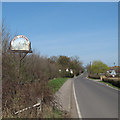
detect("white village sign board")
(10, 35), (31, 52)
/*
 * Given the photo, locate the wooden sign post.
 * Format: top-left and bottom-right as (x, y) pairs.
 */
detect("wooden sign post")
(9, 35), (32, 81)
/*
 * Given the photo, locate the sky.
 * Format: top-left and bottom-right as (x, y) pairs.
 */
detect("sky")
(2, 2), (118, 66)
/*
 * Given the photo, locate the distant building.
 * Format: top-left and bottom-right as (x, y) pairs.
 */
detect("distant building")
(59, 69), (61, 72)
(107, 69), (116, 77)
(66, 68), (69, 72)
(110, 70), (116, 77)
(70, 69), (73, 74)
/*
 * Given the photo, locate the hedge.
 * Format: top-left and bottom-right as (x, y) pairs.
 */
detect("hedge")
(103, 78), (120, 88)
(88, 74), (100, 79)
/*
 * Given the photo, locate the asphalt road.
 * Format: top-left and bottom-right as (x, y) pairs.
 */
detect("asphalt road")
(74, 72), (118, 118)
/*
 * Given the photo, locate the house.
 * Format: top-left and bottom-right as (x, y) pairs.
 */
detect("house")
(107, 69), (116, 77)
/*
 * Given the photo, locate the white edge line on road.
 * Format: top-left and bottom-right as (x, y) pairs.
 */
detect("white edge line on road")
(73, 81), (82, 118)
(86, 77), (119, 91)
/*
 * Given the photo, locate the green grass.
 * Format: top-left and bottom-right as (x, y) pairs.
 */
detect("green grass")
(47, 78), (68, 118)
(49, 78), (68, 93)
(48, 77), (69, 118)
(99, 81), (120, 90)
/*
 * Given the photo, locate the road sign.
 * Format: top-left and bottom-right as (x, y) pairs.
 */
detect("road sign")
(9, 35), (32, 80)
(10, 35), (31, 53)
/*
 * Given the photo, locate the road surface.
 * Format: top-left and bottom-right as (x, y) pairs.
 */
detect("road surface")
(74, 72), (118, 118)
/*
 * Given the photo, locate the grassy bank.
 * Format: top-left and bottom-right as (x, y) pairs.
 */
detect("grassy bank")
(47, 78), (69, 118)
(99, 81), (120, 90)
(49, 78), (68, 93)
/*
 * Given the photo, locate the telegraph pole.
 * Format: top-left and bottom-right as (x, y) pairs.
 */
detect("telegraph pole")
(114, 62), (115, 67)
(90, 61), (91, 74)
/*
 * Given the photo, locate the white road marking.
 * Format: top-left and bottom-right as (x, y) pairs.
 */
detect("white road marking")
(73, 82), (82, 118)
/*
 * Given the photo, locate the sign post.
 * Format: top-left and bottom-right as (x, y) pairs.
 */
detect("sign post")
(9, 35), (32, 81)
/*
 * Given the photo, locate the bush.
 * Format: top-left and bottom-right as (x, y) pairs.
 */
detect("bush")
(2, 23), (59, 118)
(57, 56), (84, 77)
(88, 73), (100, 79)
(103, 78), (120, 88)
(2, 23), (83, 118)
(59, 70), (74, 78)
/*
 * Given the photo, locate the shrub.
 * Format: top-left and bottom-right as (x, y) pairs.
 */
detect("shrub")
(88, 73), (100, 79)
(2, 23), (58, 118)
(103, 78), (120, 88)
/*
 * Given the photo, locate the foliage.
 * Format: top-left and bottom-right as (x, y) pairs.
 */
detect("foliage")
(99, 81), (120, 90)
(2, 23), (58, 118)
(69, 56), (83, 75)
(2, 22), (83, 118)
(56, 56), (84, 77)
(103, 78), (120, 88)
(57, 56), (71, 68)
(88, 74), (100, 79)
(90, 60), (109, 74)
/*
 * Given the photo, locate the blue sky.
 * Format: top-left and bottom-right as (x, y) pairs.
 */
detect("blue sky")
(2, 2), (118, 66)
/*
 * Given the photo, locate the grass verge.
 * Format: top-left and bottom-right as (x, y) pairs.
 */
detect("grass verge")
(48, 78), (68, 94)
(99, 81), (120, 90)
(48, 78), (69, 118)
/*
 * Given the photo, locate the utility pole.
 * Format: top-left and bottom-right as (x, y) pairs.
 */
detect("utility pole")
(90, 61), (91, 74)
(114, 62), (115, 67)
